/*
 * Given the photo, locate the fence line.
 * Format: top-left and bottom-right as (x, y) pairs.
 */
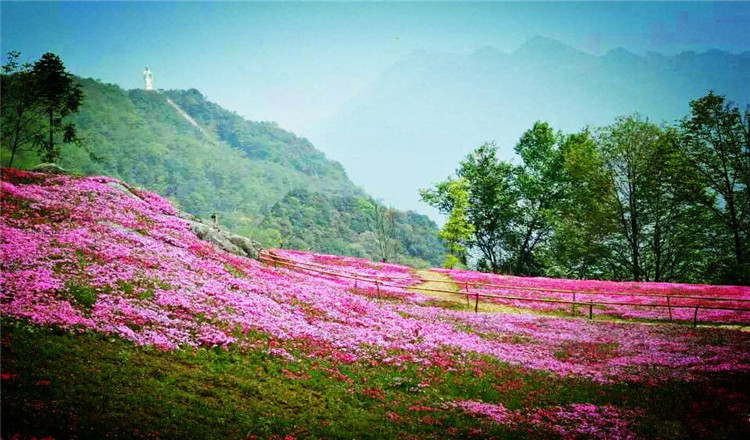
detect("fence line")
(261, 251), (750, 304)
(258, 252), (750, 326)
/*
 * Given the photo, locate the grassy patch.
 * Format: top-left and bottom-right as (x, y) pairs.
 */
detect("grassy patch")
(66, 282), (99, 311)
(224, 263), (246, 278)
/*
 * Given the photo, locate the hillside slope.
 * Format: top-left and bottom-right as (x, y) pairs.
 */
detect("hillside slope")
(2, 78), (443, 266)
(2, 168), (750, 439)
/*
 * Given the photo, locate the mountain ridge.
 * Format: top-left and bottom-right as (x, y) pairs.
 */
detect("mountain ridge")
(310, 37), (750, 217)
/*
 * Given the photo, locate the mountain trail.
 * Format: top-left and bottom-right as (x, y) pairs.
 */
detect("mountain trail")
(164, 95), (211, 139)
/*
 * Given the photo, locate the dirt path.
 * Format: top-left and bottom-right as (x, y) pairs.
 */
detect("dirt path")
(408, 270), (547, 314)
(408, 270), (468, 306)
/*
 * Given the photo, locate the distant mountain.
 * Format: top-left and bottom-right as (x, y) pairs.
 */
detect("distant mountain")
(311, 36), (750, 216)
(2, 78), (444, 266)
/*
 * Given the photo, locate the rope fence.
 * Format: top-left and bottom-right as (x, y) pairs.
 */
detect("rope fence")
(258, 251), (750, 326)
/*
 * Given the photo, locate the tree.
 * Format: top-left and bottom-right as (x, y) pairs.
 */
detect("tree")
(1, 51), (45, 167)
(371, 203), (398, 262)
(422, 142), (517, 273)
(32, 52), (83, 163)
(421, 178), (474, 267)
(679, 91), (749, 284)
(598, 115), (661, 281)
(641, 128), (713, 282)
(511, 122), (564, 275)
(550, 130), (618, 279)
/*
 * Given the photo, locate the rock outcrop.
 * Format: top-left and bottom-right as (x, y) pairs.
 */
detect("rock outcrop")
(180, 215), (262, 260)
(30, 163), (70, 175)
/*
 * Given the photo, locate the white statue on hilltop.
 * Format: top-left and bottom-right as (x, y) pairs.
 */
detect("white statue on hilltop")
(143, 67), (154, 90)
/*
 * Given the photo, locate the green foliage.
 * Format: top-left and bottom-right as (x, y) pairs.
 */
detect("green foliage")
(426, 93), (748, 285)
(679, 92), (750, 284)
(549, 131), (617, 279)
(66, 282), (98, 311)
(1, 51), (83, 165)
(1, 52), (45, 167)
(510, 122), (564, 275)
(598, 115), (664, 281)
(259, 188), (443, 266)
(458, 143), (518, 272)
(442, 253), (465, 269)
(164, 89), (350, 180)
(423, 132), (563, 275)
(421, 178), (474, 265)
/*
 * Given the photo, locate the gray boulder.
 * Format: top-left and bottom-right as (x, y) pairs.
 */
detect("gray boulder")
(30, 163), (70, 175)
(104, 181), (143, 200)
(183, 217), (262, 260)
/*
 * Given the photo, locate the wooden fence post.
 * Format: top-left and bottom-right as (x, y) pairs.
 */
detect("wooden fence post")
(465, 282), (470, 306)
(475, 290), (479, 313)
(588, 301), (593, 320)
(693, 306), (699, 327)
(572, 292), (577, 315)
(354, 275), (358, 293)
(666, 296), (672, 321)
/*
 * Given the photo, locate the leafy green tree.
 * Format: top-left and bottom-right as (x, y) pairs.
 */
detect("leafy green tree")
(1, 51), (45, 167)
(550, 130), (618, 279)
(461, 143), (519, 273)
(641, 129), (713, 282)
(421, 178), (474, 267)
(598, 115), (662, 281)
(423, 142), (517, 273)
(511, 122), (564, 275)
(31, 52), (83, 163)
(679, 91), (749, 283)
(593, 116), (714, 283)
(424, 124), (567, 274)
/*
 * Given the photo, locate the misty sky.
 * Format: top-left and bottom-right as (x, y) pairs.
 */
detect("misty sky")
(3, 1), (750, 219)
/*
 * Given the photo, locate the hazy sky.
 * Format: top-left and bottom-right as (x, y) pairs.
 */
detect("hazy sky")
(3, 1), (749, 218)
(3, 2), (749, 131)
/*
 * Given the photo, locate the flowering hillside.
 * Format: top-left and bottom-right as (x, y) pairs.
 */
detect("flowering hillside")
(2, 168), (750, 439)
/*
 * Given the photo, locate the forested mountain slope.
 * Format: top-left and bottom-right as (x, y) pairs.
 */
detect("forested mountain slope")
(3, 77), (443, 266)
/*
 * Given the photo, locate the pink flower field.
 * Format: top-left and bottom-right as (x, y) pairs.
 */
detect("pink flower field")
(2, 168), (750, 439)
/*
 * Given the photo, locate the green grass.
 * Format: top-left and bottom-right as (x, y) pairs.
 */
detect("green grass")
(224, 263), (247, 278)
(66, 282), (99, 311)
(2, 319), (748, 439)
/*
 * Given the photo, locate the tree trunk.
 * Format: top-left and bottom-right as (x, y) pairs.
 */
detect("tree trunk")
(653, 219), (662, 282)
(629, 189), (641, 282)
(726, 194), (745, 281)
(516, 221), (535, 274)
(49, 109), (54, 162)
